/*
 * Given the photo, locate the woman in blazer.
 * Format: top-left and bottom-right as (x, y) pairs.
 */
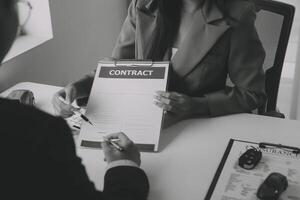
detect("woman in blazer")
(53, 0), (266, 127)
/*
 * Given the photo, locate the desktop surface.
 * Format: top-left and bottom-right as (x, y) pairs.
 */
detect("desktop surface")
(2, 82), (300, 200)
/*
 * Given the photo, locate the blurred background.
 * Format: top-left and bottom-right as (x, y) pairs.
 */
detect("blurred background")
(0, 0), (129, 92)
(1, 0), (300, 120)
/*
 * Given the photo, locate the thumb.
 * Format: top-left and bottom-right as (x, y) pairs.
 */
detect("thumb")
(65, 87), (76, 104)
(102, 141), (111, 152)
(102, 142), (110, 163)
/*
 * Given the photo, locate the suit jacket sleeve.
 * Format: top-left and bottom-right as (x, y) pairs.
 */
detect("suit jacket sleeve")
(103, 166), (149, 200)
(47, 117), (149, 200)
(205, 4), (266, 117)
(111, 0), (137, 59)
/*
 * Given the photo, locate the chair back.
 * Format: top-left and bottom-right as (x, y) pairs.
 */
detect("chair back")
(254, 0), (295, 112)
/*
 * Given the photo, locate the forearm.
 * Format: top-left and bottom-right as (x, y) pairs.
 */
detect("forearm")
(205, 87), (266, 117)
(72, 70), (95, 94)
(179, 89), (262, 119)
(71, 57), (115, 94)
(68, 70), (95, 106)
(188, 96), (210, 117)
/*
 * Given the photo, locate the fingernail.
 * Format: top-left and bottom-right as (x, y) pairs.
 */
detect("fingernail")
(153, 95), (160, 100)
(71, 107), (79, 112)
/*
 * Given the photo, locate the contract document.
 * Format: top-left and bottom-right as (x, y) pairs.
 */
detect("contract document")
(78, 61), (169, 152)
(206, 139), (300, 200)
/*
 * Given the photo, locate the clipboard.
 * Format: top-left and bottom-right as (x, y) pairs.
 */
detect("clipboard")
(78, 60), (170, 152)
(205, 139), (300, 200)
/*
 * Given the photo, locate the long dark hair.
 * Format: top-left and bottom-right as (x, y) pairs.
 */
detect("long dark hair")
(215, 0), (227, 18)
(149, 0), (181, 60)
(149, 0), (226, 61)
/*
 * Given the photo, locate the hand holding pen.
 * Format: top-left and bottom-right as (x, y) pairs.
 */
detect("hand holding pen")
(56, 96), (94, 126)
(72, 110), (94, 126)
(103, 138), (123, 151)
(102, 132), (141, 166)
(52, 84), (90, 118)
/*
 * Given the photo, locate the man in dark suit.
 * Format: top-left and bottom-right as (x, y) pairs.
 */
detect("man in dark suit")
(0, 1), (149, 200)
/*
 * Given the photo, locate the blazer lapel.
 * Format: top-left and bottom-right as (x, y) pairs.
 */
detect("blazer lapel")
(172, 1), (230, 77)
(136, 1), (159, 59)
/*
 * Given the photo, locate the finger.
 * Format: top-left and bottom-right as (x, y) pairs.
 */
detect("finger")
(57, 93), (80, 112)
(52, 100), (61, 116)
(105, 132), (127, 140)
(153, 95), (170, 104)
(52, 96), (71, 116)
(154, 101), (181, 114)
(53, 89), (82, 117)
(53, 102), (73, 118)
(101, 141), (109, 150)
(55, 97), (74, 114)
(154, 95), (181, 107)
(53, 96), (75, 117)
(154, 101), (172, 111)
(52, 90), (65, 106)
(64, 86), (77, 104)
(70, 106), (80, 112)
(102, 141), (115, 152)
(156, 91), (182, 101)
(105, 132), (133, 147)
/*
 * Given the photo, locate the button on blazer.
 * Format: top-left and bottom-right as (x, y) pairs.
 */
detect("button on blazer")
(112, 0), (266, 117)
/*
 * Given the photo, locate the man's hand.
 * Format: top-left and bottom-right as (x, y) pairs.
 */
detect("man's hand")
(102, 132), (141, 166)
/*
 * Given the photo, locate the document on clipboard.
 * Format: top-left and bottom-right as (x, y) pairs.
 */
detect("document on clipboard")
(78, 60), (169, 152)
(205, 139), (300, 200)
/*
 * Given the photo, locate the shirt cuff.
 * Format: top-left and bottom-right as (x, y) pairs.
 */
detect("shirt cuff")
(106, 160), (140, 171)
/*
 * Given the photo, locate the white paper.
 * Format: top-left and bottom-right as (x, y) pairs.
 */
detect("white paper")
(78, 61), (169, 151)
(210, 140), (300, 200)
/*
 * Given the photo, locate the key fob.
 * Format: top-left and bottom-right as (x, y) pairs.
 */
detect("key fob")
(257, 172), (288, 200)
(239, 147), (262, 170)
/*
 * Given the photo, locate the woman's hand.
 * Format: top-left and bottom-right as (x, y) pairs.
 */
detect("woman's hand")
(154, 91), (197, 119)
(52, 71), (95, 118)
(154, 91), (210, 128)
(52, 83), (89, 118)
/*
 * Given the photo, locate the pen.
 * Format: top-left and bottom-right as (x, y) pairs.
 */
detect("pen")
(103, 138), (123, 151)
(259, 142), (300, 154)
(73, 110), (94, 126)
(73, 125), (81, 130)
(58, 97), (94, 126)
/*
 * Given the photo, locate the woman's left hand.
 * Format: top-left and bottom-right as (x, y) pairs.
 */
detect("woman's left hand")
(154, 91), (196, 118)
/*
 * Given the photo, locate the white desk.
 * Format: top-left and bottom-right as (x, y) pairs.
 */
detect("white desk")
(2, 82), (300, 200)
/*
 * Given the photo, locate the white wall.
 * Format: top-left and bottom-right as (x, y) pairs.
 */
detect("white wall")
(277, 0), (300, 119)
(278, 0), (300, 78)
(4, 0), (53, 63)
(0, 0), (128, 91)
